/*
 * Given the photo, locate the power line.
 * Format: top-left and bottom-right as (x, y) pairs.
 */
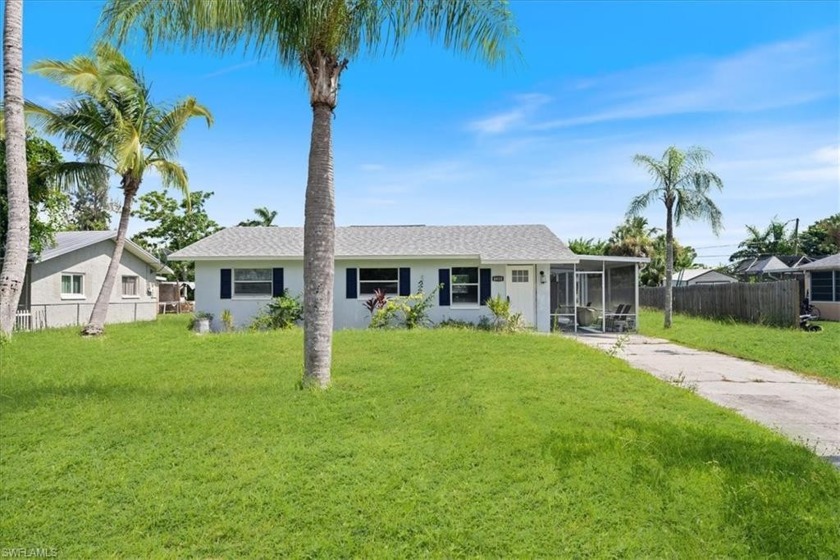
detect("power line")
(692, 243), (738, 249)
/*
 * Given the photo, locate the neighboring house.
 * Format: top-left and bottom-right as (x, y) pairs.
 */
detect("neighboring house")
(674, 268), (737, 287)
(16, 231), (172, 330)
(798, 253), (840, 321)
(170, 225), (649, 333)
(733, 255), (813, 280)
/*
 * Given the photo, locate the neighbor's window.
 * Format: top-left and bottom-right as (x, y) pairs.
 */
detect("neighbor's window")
(122, 275), (139, 297)
(234, 268), (272, 296)
(61, 273), (84, 297)
(811, 271), (838, 302)
(451, 267), (479, 305)
(359, 268), (399, 296)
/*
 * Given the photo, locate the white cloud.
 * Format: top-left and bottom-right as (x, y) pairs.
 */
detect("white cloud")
(467, 93), (551, 134)
(359, 163), (385, 172)
(467, 30), (838, 133)
(203, 61), (258, 79)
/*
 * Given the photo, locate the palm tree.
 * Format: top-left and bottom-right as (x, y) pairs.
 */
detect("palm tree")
(27, 43), (212, 335)
(628, 146), (723, 328)
(238, 206), (278, 227)
(0, 0), (29, 338)
(100, 0), (518, 387)
(729, 217), (796, 261)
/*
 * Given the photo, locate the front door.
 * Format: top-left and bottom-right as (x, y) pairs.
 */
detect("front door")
(506, 265), (536, 326)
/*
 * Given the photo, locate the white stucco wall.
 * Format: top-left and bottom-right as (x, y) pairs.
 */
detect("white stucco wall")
(28, 240), (160, 328)
(193, 259), (553, 331)
(804, 271), (840, 321)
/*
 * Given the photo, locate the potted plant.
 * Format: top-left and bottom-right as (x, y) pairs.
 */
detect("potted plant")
(189, 311), (214, 334)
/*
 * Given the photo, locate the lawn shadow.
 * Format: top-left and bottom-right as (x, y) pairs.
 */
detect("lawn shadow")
(0, 380), (260, 415)
(542, 419), (840, 558)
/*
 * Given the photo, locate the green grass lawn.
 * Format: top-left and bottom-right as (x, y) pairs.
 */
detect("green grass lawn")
(638, 309), (840, 386)
(1, 317), (838, 558)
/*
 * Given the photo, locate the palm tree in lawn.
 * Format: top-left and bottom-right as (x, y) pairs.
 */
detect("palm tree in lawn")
(0, 0), (29, 338)
(100, 0), (518, 387)
(238, 206), (278, 227)
(27, 43), (212, 335)
(628, 146), (723, 328)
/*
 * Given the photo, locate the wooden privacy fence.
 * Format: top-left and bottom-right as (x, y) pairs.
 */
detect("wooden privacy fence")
(640, 279), (800, 327)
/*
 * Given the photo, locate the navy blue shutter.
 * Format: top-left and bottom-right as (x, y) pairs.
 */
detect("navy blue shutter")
(272, 268), (284, 297)
(399, 267), (411, 296)
(220, 269), (232, 299)
(346, 268), (358, 299)
(479, 268), (491, 305)
(438, 269), (450, 306)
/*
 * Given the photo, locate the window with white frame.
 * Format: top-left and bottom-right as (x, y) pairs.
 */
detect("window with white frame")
(234, 268), (272, 296)
(451, 267), (479, 305)
(122, 275), (139, 297)
(61, 273), (84, 297)
(359, 268), (399, 296)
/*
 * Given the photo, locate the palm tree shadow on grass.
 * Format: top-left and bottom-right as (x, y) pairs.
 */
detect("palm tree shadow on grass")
(0, 381), (255, 415)
(542, 419), (840, 557)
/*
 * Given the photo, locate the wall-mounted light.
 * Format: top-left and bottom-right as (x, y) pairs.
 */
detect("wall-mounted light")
(539, 270), (547, 284)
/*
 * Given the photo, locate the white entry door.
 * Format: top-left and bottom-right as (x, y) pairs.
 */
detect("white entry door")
(506, 265), (536, 326)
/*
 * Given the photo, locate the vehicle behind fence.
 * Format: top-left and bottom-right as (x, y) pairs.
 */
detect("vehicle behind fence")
(639, 279), (800, 327)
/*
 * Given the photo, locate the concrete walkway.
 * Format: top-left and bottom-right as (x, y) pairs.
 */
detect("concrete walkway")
(569, 333), (840, 465)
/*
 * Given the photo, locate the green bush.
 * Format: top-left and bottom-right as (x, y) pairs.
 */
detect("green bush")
(485, 295), (526, 333)
(250, 292), (303, 330)
(370, 280), (439, 329)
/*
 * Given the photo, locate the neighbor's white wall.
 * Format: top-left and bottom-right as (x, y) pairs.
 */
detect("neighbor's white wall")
(194, 259), (553, 332)
(29, 240), (159, 328)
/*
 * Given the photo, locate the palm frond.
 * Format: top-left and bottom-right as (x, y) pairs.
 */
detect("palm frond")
(632, 153), (668, 189)
(633, 145), (725, 237)
(47, 161), (112, 192)
(149, 159), (189, 197)
(145, 97), (213, 160)
(626, 189), (659, 219)
(100, 0), (519, 70)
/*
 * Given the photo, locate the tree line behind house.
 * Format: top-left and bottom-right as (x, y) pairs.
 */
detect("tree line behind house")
(568, 212), (839, 287)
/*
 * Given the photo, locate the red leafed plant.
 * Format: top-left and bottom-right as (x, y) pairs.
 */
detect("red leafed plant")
(362, 289), (388, 315)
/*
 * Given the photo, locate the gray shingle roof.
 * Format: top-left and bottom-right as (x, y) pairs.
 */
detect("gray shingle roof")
(798, 253), (840, 271)
(170, 225), (578, 263)
(37, 231), (173, 274)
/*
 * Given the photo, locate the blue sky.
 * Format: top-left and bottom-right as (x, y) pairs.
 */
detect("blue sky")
(19, 0), (840, 265)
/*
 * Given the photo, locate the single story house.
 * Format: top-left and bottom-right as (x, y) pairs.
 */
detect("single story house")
(674, 268), (737, 287)
(733, 255), (813, 281)
(170, 225), (649, 333)
(798, 253), (840, 321)
(16, 231), (172, 330)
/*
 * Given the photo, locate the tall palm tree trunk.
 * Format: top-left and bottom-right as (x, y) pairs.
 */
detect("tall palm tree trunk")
(302, 102), (335, 387)
(82, 178), (137, 335)
(0, 0), (29, 338)
(664, 202), (674, 329)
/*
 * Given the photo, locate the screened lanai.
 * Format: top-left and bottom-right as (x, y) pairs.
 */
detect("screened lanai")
(550, 256), (649, 333)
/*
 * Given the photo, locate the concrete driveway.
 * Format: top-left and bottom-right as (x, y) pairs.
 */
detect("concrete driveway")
(569, 333), (840, 465)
